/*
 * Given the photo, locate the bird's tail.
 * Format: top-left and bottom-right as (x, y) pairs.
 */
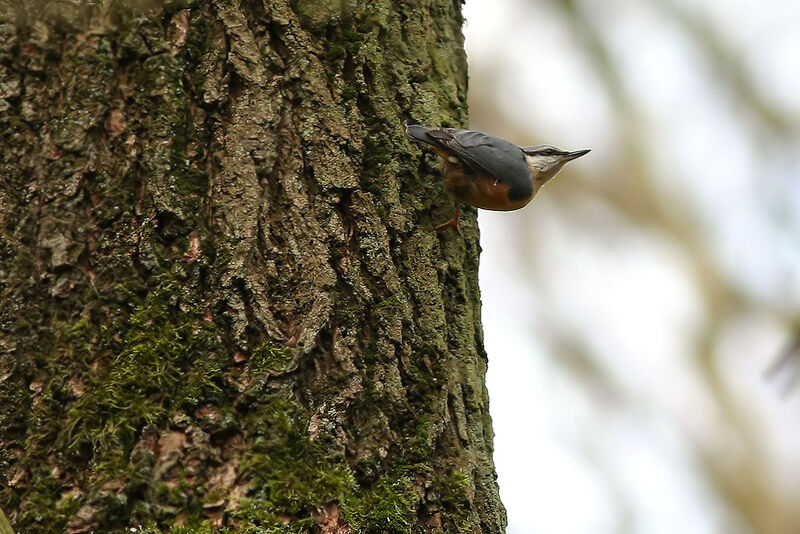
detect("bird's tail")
(403, 121), (436, 146)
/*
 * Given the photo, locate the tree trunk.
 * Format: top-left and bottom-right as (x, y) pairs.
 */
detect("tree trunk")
(0, 1), (505, 532)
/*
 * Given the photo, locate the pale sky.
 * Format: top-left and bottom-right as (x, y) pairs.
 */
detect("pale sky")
(463, 0), (800, 532)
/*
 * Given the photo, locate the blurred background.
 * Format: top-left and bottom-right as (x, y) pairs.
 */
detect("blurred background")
(461, 0), (800, 533)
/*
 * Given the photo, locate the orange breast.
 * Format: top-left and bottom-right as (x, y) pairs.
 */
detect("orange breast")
(460, 174), (532, 211)
(434, 152), (533, 211)
(440, 159), (533, 211)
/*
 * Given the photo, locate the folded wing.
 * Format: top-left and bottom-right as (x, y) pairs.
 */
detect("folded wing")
(409, 126), (533, 202)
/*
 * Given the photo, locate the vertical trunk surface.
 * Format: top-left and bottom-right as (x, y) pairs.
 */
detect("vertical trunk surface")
(0, 1), (505, 532)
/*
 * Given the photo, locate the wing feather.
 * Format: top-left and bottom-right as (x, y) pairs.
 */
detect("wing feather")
(423, 128), (533, 201)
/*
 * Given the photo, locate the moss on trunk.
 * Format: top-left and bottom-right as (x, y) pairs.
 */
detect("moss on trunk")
(0, 0), (506, 532)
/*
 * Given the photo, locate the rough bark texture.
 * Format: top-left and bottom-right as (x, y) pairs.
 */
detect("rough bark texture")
(0, 1), (505, 532)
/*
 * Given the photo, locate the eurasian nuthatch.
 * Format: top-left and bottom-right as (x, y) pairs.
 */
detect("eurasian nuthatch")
(404, 122), (590, 229)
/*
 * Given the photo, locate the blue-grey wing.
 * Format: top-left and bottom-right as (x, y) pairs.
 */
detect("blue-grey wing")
(424, 128), (533, 201)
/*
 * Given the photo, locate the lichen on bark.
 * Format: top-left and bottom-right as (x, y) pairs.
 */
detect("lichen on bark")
(0, 0), (506, 532)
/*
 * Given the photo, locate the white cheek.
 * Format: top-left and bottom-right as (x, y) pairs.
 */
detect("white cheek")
(544, 160), (565, 176)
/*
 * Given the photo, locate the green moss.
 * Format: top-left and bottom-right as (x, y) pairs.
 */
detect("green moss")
(12, 471), (82, 532)
(227, 499), (316, 533)
(375, 295), (401, 311)
(116, 525), (217, 534)
(360, 175), (384, 197)
(402, 416), (434, 465)
(324, 42), (347, 64)
(0, 370), (28, 447)
(341, 84), (358, 101)
(57, 272), (228, 480)
(8, 150), (467, 534)
(438, 471), (471, 532)
(363, 136), (392, 167)
(246, 342), (294, 377)
(331, 299), (365, 327)
(320, 16), (367, 87)
(345, 475), (417, 533)
(240, 397), (356, 515)
(226, 396), (420, 534)
(129, 469), (420, 534)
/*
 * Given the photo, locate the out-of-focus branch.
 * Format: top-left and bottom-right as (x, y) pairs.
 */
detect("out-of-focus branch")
(507, 1), (800, 531)
(661, 0), (799, 137)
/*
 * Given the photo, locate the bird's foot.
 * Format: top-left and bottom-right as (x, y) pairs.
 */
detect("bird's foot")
(435, 209), (461, 231)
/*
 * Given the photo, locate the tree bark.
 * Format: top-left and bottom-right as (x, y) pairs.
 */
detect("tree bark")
(0, 1), (505, 532)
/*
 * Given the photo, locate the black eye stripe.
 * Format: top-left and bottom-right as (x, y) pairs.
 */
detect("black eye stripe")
(524, 147), (560, 156)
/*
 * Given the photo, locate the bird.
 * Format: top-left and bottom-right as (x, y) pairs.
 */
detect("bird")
(404, 122), (590, 229)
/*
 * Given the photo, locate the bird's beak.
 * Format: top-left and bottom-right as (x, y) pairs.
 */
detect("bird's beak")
(564, 149), (591, 161)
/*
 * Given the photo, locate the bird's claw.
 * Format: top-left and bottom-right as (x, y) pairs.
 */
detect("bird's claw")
(435, 207), (461, 231)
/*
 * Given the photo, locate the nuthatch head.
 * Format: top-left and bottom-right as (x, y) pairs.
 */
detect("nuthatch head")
(521, 145), (591, 192)
(404, 122), (590, 229)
